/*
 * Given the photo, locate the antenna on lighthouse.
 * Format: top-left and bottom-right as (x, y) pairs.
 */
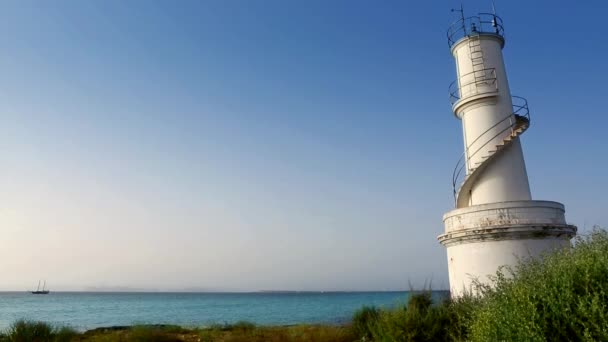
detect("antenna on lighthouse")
(451, 3), (465, 23)
(450, 4), (466, 37)
(491, 2), (499, 32)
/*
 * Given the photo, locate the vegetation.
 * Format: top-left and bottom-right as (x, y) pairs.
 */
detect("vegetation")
(196, 322), (355, 342)
(0, 322), (354, 342)
(3, 228), (607, 341)
(351, 306), (379, 339)
(1, 320), (78, 342)
(467, 228), (608, 341)
(353, 228), (608, 342)
(348, 292), (465, 341)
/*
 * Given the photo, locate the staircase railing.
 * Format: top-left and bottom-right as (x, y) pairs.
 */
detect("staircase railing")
(451, 96), (530, 203)
(448, 13), (505, 48)
(449, 68), (498, 105)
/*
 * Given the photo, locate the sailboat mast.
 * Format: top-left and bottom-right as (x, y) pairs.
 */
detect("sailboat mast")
(36, 280), (41, 291)
(42, 281), (46, 291)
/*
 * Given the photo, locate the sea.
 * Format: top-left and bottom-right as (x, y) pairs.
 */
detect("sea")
(0, 291), (448, 331)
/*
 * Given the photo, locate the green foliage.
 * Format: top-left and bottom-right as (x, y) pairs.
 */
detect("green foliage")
(352, 306), (379, 340)
(468, 228), (608, 341)
(3, 320), (77, 342)
(52, 327), (78, 342)
(6, 320), (54, 342)
(350, 229), (608, 341)
(352, 292), (465, 342)
(444, 294), (480, 341)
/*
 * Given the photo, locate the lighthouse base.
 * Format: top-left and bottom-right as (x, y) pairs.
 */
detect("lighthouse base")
(439, 200), (576, 297)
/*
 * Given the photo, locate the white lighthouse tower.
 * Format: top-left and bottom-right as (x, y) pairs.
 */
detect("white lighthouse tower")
(439, 10), (577, 296)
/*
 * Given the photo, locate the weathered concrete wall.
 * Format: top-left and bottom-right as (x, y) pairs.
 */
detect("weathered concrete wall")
(445, 237), (571, 296)
(440, 200), (576, 296)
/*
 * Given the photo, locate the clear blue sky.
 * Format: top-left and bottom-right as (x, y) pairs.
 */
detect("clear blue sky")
(0, 0), (606, 291)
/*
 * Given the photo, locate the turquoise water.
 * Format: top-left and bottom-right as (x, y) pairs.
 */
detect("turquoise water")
(0, 291), (446, 331)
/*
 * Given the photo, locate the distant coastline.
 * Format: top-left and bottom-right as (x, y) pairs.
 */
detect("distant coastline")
(0, 289), (441, 294)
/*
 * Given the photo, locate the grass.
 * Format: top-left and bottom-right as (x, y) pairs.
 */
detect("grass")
(198, 323), (355, 342)
(0, 322), (353, 342)
(3, 228), (607, 341)
(0, 320), (78, 342)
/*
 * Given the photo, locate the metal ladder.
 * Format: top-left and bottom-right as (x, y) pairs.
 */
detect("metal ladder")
(468, 33), (487, 85)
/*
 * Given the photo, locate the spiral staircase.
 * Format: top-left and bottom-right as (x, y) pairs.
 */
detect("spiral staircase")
(451, 98), (530, 209)
(448, 30), (531, 209)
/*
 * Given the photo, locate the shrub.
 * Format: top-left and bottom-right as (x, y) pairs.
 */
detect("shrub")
(444, 294), (479, 341)
(468, 228), (608, 341)
(6, 320), (54, 342)
(53, 326), (78, 342)
(354, 292), (459, 341)
(2, 320), (79, 342)
(352, 306), (379, 340)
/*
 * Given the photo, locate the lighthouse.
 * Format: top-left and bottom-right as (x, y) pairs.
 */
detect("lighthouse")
(438, 10), (577, 296)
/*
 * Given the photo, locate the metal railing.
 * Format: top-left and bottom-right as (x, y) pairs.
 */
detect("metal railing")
(449, 68), (498, 105)
(448, 13), (505, 48)
(451, 96), (530, 202)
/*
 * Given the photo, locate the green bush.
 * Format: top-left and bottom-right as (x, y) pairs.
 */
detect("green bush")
(352, 306), (379, 340)
(444, 294), (479, 341)
(354, 292), (460, 342)
(3, 320), (78, 342)
(468, 228), (608, 341)
(6, 320), (54, 342)
(52, 327), (78, 342)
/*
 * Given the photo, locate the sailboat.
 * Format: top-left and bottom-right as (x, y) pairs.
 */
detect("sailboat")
(31, 280), (50, 294)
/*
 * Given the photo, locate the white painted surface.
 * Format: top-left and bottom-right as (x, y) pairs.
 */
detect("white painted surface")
(446, 237), (571, 296)
(441, 30), (576, 297)
(452, 34), (531, 206)
(469, 140), (531, 205)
